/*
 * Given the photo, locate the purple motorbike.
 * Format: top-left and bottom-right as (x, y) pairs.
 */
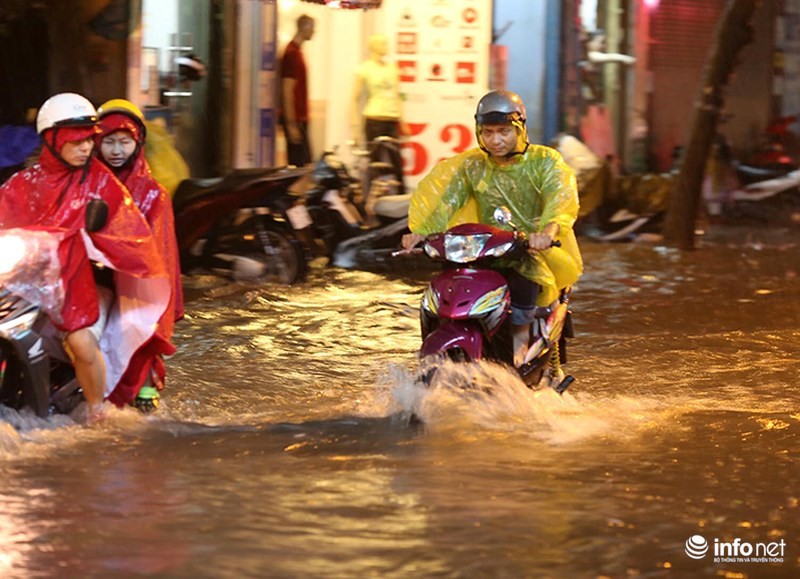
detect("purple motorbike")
(410, 207), (574, 394)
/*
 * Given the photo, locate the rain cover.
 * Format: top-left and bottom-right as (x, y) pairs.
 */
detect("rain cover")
(99, 120), (184, 405)
(0, 149), (170, 402)
(408, 145), (583, 305)
(144, 119), (190, 197)
(0, 227), (65, 322)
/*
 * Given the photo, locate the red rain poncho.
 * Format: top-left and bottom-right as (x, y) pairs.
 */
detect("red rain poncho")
(0, 125), (171, 404)
(97, 113), (184, 405)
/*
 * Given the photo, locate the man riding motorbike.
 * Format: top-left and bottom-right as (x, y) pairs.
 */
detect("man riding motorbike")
(401, 90), (583, 379)
(0, 92), (170, 421)
(96, 98), (183, 412)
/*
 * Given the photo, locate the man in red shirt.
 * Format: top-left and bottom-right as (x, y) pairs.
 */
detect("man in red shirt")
(280, 14), (315, 167)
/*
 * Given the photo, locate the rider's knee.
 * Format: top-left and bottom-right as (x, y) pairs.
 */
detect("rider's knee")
(64, 328), (101, 365)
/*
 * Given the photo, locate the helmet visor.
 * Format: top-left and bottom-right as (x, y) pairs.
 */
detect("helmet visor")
(52, 115), (98, 129)
(475, 111), (523, 126)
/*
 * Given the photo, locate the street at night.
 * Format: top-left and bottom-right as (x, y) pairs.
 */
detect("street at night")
(2, 0), (800, 577)
(0, 225), (798, 577)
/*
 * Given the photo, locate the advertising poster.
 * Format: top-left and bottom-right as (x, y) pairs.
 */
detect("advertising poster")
(382, 0), (492, 189)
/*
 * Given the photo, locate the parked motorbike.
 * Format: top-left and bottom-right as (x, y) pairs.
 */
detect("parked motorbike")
(299, 147), (412, 271)
(748, 115), (799, 172)
(172, 166), (311, 284)
(724, 166), (800, 224)
(693, 133), (800, 225)
(552, 133), (669, 242)
(0, 200), (109, 418)
(403, 207), (574, 396)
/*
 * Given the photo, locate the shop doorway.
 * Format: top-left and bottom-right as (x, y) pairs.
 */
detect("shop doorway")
(140, 0), (219, 176)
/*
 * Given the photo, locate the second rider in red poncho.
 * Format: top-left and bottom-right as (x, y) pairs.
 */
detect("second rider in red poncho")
(96, 98), (184, 413)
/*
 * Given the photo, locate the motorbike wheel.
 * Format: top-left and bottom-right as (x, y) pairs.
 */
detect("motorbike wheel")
(239, 217), (308, 285)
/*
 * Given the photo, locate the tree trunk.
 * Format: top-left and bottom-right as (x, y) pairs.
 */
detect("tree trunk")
(663, 0), (759, 249)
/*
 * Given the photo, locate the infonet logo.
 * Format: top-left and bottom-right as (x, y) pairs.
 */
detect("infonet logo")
(685, 535), (786, 563)
(685, 535), (708, 559)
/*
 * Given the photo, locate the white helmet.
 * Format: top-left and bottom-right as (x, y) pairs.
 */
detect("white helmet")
(36, 93), (98, 135)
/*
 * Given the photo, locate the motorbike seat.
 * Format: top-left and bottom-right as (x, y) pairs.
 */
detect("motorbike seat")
(374, 192), (412, 219)
(175, 177), (223, 199)
(735, 163), (792, 184)
(173, 167), (301, 213)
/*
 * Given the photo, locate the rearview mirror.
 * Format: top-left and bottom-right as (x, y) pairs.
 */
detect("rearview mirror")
(85, 199), (109, 232)
(493, 206), (514, 227)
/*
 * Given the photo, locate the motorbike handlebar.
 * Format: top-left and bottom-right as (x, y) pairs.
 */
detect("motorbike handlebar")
(391, 236), (560, 258)
(391, 246), (423, 257)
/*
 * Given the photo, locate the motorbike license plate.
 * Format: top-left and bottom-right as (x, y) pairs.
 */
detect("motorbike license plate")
(286, 205), (313, 230)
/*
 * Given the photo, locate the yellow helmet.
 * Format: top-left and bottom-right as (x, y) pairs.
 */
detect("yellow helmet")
(97, 98), (147, 142)
(97, 98), (145, 122)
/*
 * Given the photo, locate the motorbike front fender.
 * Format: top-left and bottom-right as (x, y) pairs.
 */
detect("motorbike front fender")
(420, 321), (484, 361)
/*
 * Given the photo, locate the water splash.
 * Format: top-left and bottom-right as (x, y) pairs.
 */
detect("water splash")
(0, 404), (75, 434)
(0, 403), (156, 460)
(370, 358), (690, 445)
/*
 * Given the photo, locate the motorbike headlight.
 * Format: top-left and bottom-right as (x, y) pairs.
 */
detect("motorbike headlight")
(421, 286), (439, 315)
(0, 235), (26, 276)
(444, 233), (490, 263)
(469, 286), (508, 316)
(0, 308), (38, 338)
(484, 241), (514, 257)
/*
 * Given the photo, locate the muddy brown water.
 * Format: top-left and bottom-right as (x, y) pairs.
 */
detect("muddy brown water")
(0, 225), (798, 578)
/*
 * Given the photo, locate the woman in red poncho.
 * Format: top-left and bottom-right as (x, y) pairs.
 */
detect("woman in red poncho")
(96, 99), (184, 412)
(0, 92), (170, 420)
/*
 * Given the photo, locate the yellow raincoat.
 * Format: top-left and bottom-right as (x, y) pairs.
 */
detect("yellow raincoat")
(409, 144), (583, 306)
(144, 119), (190, 197)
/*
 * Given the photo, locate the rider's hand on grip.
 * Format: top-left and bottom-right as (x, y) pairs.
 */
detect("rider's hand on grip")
(401, 232), (425, 250)
(527, 231), (561, 252)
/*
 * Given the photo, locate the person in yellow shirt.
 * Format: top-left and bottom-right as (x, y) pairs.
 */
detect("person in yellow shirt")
(351, 34), (408, 194)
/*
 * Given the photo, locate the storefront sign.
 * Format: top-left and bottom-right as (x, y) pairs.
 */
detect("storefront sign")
(382, 0), (491, 188)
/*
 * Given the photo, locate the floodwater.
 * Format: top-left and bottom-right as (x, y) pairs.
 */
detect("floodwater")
(0, 225), (799, 578)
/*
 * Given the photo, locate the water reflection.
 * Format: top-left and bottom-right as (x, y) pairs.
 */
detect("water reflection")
(0, 227), (799, 577)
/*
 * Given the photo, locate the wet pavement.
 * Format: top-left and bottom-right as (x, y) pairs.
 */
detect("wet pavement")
(0, 224), (799, 578)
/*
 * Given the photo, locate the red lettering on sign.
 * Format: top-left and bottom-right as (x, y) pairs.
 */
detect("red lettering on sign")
(438, 123), (472, 162)
(401, 122), (429, 176)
